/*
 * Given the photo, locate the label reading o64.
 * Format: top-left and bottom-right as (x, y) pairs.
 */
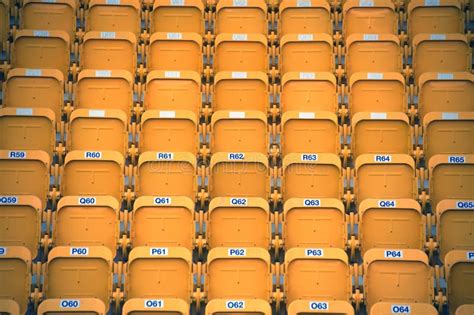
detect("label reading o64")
(391, 305), (411, 314)
(309, 301), (328, 311)
(60, 300), (80, 309)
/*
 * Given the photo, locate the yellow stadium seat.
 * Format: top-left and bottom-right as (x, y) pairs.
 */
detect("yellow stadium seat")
(407, 0), (464, 42)
(284, 248), (351, 305)
(423, 112), (474, 162)
(213, 71), (269, 113)
(280, 72), (338, 113)
(147, 32), (202, 73)
(283, 198), (346, 250)
(206, 299), (271, 315)
(144, 70), (202, 115)
(278, 0), (332, 36)
(207, 197), (271, 248)
(3, 68), (64, 126)
(348, 72), (406, 117)
(456, 305), (474, 315)
(279, 33), (334, 75)
(0, 150), (50, 208)
(206, 247), (272, 301)
(86, 0), (141, 38)
(38, 298), (107, 315)
(12, 30), (70, 78)
(0, 0), (8, 47)
(151, 0), (204, 34)
(444, 250), (474, 315)
(354, 154), (416, 204)
(0, 107), (56, 159)
(131, 196), (196, 250)
(417, 72), (474, 120)
(428, 154), (474, 212)
(44, 246), (113, 311)
(345, 34), (401, 80)
(139, 110), (199, 154)
(358, 199), (424, 255)
(412, 34), (471, 82)
(61, 150), (124, 202)
(282, 153), (342, 201)
(209, 152), (269, 199)
(363, 249), (433, 312)
(342, 0), (397, 37)
(75, 70), (134, 122)
(123, 298), (189, 315)
(436, 199), (474, 261)
(215, 0), (267, 34)
(214, 33), (268, 72)
(287, 300), (354, 315)
(53, 196), (120, 254)
(370, 302), (437, 315)
(0, 195), (42, 258)
(280, 111), (340, 156)
(0, 246), (31, 315)
(0, 300), (20, 315)
(210, 110), (268, 154)
(125, 247), (193, 301)
(350, 112), (412, 158)
(135, 152), (196, 200)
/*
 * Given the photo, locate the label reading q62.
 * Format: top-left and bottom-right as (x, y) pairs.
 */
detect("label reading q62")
(230, 198), (247, 206)
(60, 300), (80, 309)
(391, 305), (411, 314)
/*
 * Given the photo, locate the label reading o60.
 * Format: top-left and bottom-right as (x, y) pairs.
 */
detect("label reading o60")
(144, 300), (164, 308)
(309, 301), (328, 311)
(60, 300), (80, 309)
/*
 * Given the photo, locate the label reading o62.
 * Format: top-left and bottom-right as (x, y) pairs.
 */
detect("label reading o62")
(226, 300), (245, 309)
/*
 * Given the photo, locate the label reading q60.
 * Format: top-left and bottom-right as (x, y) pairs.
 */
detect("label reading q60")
(79, 197), (96, 205)
(391, 305), (411, 314)
(309, 301), (329, 311)
(60, 300), (80, 309)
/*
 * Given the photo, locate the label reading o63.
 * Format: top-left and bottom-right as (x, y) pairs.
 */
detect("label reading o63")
(309, 301), (328, 311)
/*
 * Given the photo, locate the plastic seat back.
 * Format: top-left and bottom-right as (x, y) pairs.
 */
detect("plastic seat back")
(278, 0), (332, 36)
(214, 34), (268, 72)
(455, 304), (474, 315)
(38, 298), (107, 315)
(215, 0), (267, 34)
(123, 298), (189, 315)
(287, 300), (354, 315)
(205, 299), (271, 315)
(0, 0), (8, 44)
(151, 0), (204, 34)
(343, 0), (397, 37)
(369, 302), (437, 315)
(0, 300), (20, 315)
(445, 250), (474, 315)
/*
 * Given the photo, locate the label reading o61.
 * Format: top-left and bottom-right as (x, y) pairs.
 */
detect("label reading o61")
(144, 300), (164, 308)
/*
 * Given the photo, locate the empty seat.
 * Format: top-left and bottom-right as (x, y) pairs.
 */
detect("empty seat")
(350, 112), (412, 158)
(343, 0), (397, 37)
(12, 30), (70, 78)
(53, 196), (120, 254)
(147, 32), (202, 73)
(354, 154), (416, 204)
(135, 152), (196, 200)
(75, 69), (134, 121)
(345, 34), (401, 80)
(210, 110), (268, 154)
(363, 249), (433, 312)
(282, 153), (342, 201)
(283, 198), (346, 250)
(417, 72), (474, 120)
(131, 196), (196, 249)
(80, 31), (137, 75)
(86, 0), (141, 38)
(423, 112), (474, 162)
(206, 299), (271, 315)
(0, 150), (50, 208)
(145, 70), (202, 115)
(61, 150), (124, 202)
(0, 246), (32, 315)
(209, 152), (269, 199)
(280, 72), (338, 113)
(428, 154), (474, 212)
(213, 71), (269, 113)
(284, 247), (351, 305)
(436, 199), (474, 261)
(444, 250), (474, 315)
(215, 0), (267, 34)
(0, 0), (8, 48)
(278, 0), (332, 36)
(0, 195), (42, 257)
(280, 111), (340, 156)
(44, 246), (113, 311)
(370, 302), (437, 315)
(0, 107), (56, 159)
(38, 298), (107, 315)
(20, 0), (76, 42)
(407, 0), (464, 42)
(214, 33), (268, 72)
(0, 300), (20, 315)
(151, 0), (204, 34)
(287, 300), (354, 315)
(123, 298), (189, 315)
(125, 247), (193, 301)
(206, 247), (272, 301)
(348, 72), (406, 117)
(455, 304), (474, 315)
(207, 197), (271, 249)
(412, 34), (471, 82)
(139, 110), (199, 154)
(67, 109), (129, 155)
(279, 34), (334, 75)
(358, 198), (424, 255)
